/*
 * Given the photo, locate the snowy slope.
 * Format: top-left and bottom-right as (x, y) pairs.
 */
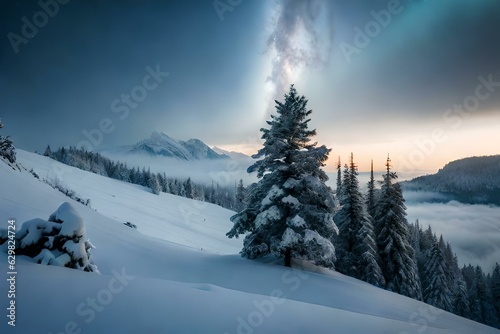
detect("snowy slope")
(14, 150), (241, 255)
(0, 151), (499, 333)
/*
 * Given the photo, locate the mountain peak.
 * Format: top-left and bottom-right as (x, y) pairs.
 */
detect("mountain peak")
(132, 132), (229, 161)
(150, 130), (169, 141)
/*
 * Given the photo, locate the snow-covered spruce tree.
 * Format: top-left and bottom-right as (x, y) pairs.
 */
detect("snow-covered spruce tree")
(0, 119), (16, 164)
(471, 265), (498, 327)
(453, 264), (471, 318)
(442, 240), (471, 317)
(375, 156), (422, 300)
(422, 239), (453, 312)
(336, 153), (384, 286)
(0, 202), (98, 272)
(184, 177), (194, 199)
(147, 172), (162, 195)
(43, 145), (53, 157)
(227, 85), (337, 268)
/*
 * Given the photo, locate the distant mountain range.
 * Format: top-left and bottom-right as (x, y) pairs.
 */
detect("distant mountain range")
(402, 155), (500, 205)
(133, 131), (230, 161)
(98, 131), (255, 185)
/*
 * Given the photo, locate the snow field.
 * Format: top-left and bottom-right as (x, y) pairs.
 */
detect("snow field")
(0, 151), (498, 333)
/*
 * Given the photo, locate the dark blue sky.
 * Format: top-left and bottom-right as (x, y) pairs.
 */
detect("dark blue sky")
(1, 0), (499, 171)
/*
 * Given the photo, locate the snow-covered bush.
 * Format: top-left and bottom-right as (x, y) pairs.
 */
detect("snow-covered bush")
(0, 202), (98, 272)
(0, 135), (16, 163)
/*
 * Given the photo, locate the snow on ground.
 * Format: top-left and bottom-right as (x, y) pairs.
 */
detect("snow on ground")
(15, 150), (242, 255)
(0, 150), (499, 333)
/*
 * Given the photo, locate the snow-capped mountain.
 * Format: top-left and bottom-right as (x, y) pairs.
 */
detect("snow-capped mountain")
(133, 131), (229, 160)
(212, 146), (251, 160)
(98, 132), (255, 185)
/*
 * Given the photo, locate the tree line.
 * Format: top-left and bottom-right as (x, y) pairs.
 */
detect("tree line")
(44, 145), (246, 211)
(338, 153), (499, 327)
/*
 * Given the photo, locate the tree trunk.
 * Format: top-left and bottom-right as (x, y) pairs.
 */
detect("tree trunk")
(285, 247), (291, 267)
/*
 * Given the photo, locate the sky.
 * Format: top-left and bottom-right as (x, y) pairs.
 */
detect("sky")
(1, 0), (500, 173)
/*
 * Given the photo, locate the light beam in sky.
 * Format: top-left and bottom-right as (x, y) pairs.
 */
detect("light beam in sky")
(265, 0), (335, 108)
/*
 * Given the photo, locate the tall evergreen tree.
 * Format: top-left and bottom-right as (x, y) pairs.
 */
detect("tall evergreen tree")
(366, 159), (377, 220)
(336, 153), (384, 286)
(227, 85), (337, 268)
(336, 156), (342, 195)
(467, 265), (498, 326)
(409, 220), (421, 258)
(375, 156), (422, 300)
(442, 241), (471, 317)
(453, 265), (471, 318)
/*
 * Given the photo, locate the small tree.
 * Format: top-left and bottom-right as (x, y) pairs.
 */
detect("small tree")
(227, 85), (337, 268)
(235, 179), (246, 212)
(44, 145), (53, 157)
(148, 173), (162, 195)
(0, 119), (16, 164)
(184, 177), (193, 199)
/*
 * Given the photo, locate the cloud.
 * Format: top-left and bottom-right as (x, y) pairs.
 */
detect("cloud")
(406, 198), (500, 273)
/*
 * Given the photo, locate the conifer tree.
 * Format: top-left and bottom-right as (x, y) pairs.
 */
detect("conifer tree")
(453, 267), (471, 318)
(471, 266), (498, 326)
(235, 179), (246, 212)
(490, 263), (500, 326)
(422, 239), (453, 311)
(375, 156), (422, 300)
(148, 173), (162, 195)
(227, 85), (337, 268)
(366, 159), (377, 220)
(336, 156), (342, 195)
(0, 119), (16, 164)
(185, 177), (193, 199)
(336, 153), (384, 286)
(44, 145), (53, 157)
